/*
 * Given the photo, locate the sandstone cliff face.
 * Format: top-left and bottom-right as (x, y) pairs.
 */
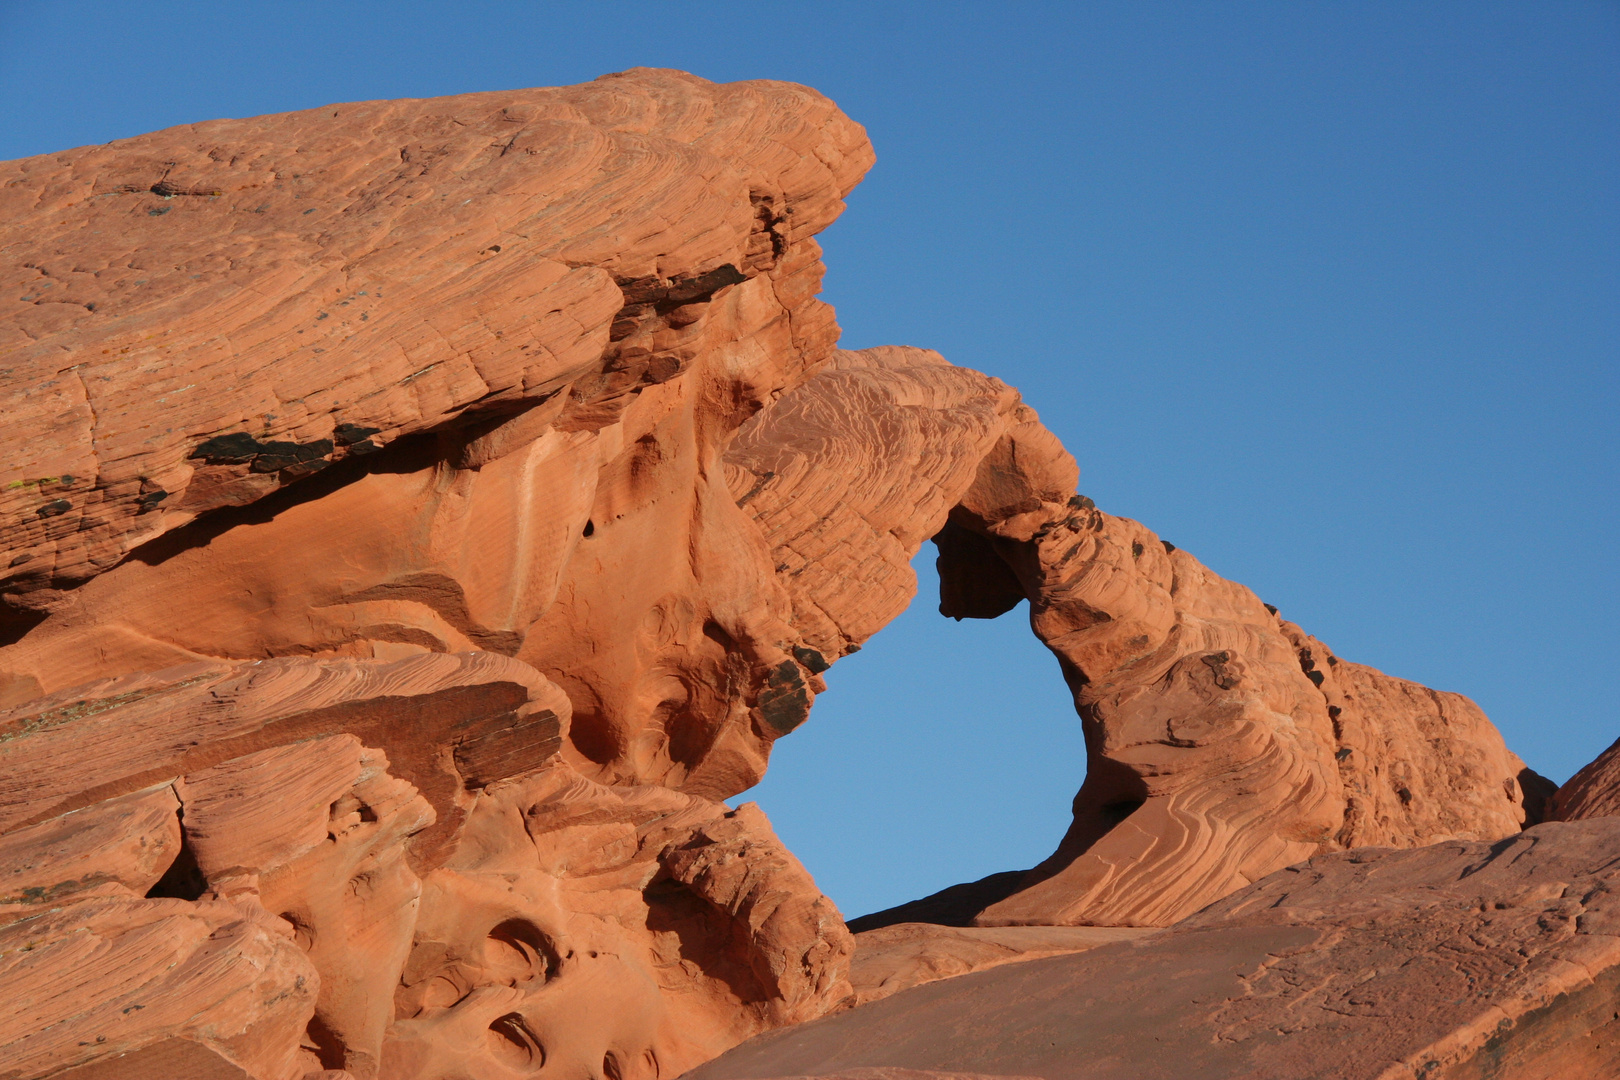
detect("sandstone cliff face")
(0, 67), (1580, 1080)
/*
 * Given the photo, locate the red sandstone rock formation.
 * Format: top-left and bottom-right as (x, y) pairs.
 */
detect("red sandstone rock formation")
(0, 68), (872, 1080)
(1549, 736), (1620, 822)
(847, 924), (1153, 1007)
(733, 346), (1545, 928)
(0, 656), (849, 1079)
(0, 66), (1584, 1080)
(688, 819), (1620, 1080)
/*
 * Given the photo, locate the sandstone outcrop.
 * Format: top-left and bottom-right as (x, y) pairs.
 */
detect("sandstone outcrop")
(1549, 736), (1620, 822)
(0, 67), (869, 610)
(0, 66), (1581, 1080)
(848, 924), (1153, 1007)
(690, 818), (1620, 1080)
(0, 654), (850, 1079)
(732, 348), (1544, 928)
(1, 68), (876, 1079)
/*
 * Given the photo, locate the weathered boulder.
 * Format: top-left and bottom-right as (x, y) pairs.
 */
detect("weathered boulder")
(688, 819), (1620, 1080)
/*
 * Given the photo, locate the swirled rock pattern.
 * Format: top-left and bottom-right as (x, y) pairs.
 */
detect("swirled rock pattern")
(0, 67), (869, 610)
(0, 68), (871, 1080)
(0, 65), (1586, 1080)
(0, 655), (850, 1079)
(733, 348), (1542, 929)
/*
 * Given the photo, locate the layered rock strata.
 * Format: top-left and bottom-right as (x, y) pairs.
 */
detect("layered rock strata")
(0, 66), (1572, 1080)
(0, 67), (874, 1080)
(732, 346), (1545, 928)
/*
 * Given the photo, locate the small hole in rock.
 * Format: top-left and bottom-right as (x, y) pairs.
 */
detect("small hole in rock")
(487, 1012), (544, 1067)
(485, 918), (557, 985)
(582, 519), (596, 538)
(145, 831), (208, 901)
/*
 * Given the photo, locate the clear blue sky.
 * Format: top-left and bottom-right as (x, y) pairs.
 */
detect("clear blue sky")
(3, 2), (1614, 920)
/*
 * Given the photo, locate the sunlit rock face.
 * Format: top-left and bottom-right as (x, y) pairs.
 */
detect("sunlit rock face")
(0, 67), (870, 1080)
(738, 346), (1546, 930)
(688, 817), (1620, 1080)
(0, 67), (1571, 1080)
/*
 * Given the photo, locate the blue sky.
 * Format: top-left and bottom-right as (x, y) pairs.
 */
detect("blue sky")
(3, 1), (1615, 919)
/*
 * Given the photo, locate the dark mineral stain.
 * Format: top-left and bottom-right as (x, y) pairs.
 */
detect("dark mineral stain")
(757, 660), (812, 735)
(333, 423), (381, 446)
(791, 645), (829, 674)
(190, 432), (334, 474)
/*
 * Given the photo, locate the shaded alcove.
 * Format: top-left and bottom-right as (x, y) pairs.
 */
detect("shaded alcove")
(735, 546), (1085, 921)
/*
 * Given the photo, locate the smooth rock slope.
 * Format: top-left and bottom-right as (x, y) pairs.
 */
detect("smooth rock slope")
(691, 819), (1620, 1080)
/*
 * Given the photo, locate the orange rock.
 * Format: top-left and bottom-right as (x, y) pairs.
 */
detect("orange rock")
(0, 68), (870, 610)
(0, 64), (1574, 1080)
(848, 923), (1154, 1007)
(1549, 736), (1620, 821)
(0, 783), (180, 906)
(0, 656), (852, 1078)
(963, 507), (1547, 927)
(730, 346), (1541, 928)
(389, 762), (852, 1080)
(724, 347), (1056, 665)
(0, 892), (318, 1080)
(687, 819), (1620, 1080)
(0, 651), (563, 866)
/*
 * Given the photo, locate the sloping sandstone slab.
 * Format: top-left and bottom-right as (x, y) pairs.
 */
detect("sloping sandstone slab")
(689, 819), (1620, 1080)
(848, 923), (1154, 1007)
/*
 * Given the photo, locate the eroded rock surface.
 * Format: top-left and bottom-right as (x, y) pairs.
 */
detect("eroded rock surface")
(1550, 736), (1620, 822)
(0, 654), (850, 1079)
(0, 68), (873, 1080)
(0, 67), (869, 611)
(689, 819), (1620, 1080)
(0, 65), (1584, 1080)
(734, 349), (1544, 929)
